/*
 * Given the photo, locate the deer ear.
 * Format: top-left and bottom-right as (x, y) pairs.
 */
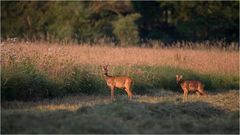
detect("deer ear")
(101, 65), (106, 70)
(180, 75), (183, 78)
(176, 75), (179, 78)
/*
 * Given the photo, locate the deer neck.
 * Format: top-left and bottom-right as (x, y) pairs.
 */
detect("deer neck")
(104, 72), (113, 79)
(178, 79), (185, 85)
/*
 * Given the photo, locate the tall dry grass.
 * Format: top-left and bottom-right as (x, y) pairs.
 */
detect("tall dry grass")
(1, 41), (239, 100)
(1, 42), (238, 76)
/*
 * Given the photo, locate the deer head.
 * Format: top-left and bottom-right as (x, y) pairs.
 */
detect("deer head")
(176, 74), (183, 84)
(102, 64), (109, 76)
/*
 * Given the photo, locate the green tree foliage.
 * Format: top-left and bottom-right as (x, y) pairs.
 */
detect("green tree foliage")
(1, 1), (239, 45)
(113, 13), (141, 46)
(132, 1), (174, 42)
(171, 1), (239, 41)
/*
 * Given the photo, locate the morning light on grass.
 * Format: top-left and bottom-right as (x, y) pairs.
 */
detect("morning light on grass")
(1, 1), (239, 134)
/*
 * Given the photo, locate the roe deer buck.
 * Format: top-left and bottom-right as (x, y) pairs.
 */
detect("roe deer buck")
(176, 75), (206, 97)
(102, 65), (133, 100)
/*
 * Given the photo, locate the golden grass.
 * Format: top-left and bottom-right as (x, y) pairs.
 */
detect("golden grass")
(1, 95), (111, 112)
(2, 90), (238, 113)
(1, 42), (239, 77)
(137, 90), (239, 112)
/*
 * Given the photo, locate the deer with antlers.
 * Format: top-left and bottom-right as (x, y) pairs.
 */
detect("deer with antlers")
(102, 65), (133, 100)
(176, 75), (206, 97)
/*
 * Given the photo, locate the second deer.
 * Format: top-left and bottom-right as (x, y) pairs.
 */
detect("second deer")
(102, 65), (133, 100)
(176, 75), (206, 97)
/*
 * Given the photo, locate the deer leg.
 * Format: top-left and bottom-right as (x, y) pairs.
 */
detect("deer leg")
(129, 90), (133, 100)
(199, 89), (206, 96)
(125, 88), (133, 100)
(196, 91), (201, 97)
(110, 86), (115, 100)
(182, 89), (188, 102)
(183, 89), (188, 97)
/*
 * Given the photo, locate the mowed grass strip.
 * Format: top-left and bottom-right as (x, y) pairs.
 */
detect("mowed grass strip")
(1, 90), (239, 134)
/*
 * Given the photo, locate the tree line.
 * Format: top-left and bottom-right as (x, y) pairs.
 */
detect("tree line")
(1, 1), (239, 46)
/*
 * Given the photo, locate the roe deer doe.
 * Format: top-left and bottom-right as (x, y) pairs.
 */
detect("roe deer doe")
(102, 65), (133, 100)
(176, 75), (206, 97)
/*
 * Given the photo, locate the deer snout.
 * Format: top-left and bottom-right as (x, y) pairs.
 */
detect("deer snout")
(176, 80), (180, 84)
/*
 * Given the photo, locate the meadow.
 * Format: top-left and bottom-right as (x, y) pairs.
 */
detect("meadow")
(1, 41), (239, 134)
(2, 90), (239, 134)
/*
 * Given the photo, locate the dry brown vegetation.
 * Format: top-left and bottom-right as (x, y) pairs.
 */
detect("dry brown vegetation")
(1, 42), (238, 77)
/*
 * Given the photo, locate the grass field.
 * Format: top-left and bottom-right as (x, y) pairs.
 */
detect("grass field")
(1, 42), (239, 134)
(1, 90), (239, 134)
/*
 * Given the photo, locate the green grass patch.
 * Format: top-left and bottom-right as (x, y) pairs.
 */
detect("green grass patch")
(128, 65), (239, 93)
(1, 59), (57, 101)
(1, 63), (239, 101)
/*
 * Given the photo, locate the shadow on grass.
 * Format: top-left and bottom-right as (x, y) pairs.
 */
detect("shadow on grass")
(1, 64), (239, 101)
(1, 98), (239, 134)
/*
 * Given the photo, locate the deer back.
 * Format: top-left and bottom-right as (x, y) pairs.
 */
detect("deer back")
(181, 80), (204, 91)
(105, 76), (132, 88)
